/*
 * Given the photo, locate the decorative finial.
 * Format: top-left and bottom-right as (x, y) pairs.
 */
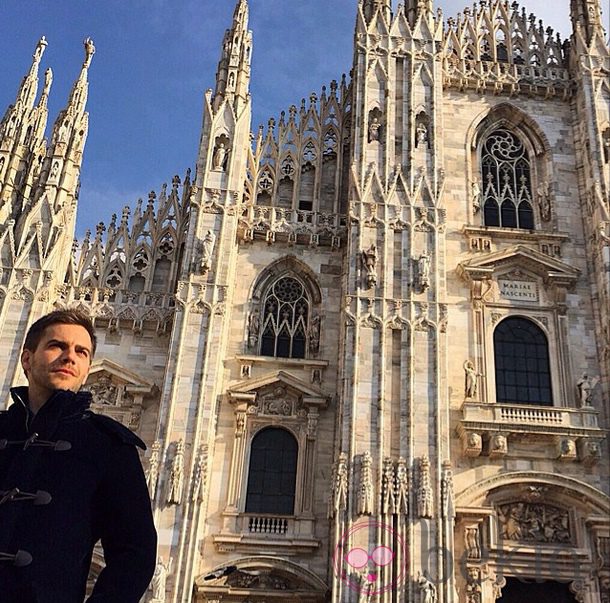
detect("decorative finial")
(43, 68), (53, 95)
(83, 37), (95, 69)
(33, 36), (48, 64)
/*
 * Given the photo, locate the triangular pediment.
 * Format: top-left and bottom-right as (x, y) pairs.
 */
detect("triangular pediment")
(87, 358), (154, 393)
(458, 245), (580, 287)
(228, 370), (327, 408)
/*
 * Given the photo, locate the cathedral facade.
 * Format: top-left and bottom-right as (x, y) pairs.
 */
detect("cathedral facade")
(0, 1), (609, 601)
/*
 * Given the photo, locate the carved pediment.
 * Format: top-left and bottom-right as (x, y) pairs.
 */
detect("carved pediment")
(227, 370), (328, 411)
(458, 245), (580, 288)
(84, 358), (156, 429)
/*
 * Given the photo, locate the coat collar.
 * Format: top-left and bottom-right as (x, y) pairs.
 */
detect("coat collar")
(9, 387), (92, 435)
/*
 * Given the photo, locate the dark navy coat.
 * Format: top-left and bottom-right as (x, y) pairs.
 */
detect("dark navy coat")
(0, 387), (157, 602)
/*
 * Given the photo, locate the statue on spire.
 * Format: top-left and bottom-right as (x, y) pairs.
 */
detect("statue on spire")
(83, 37), (95, 69)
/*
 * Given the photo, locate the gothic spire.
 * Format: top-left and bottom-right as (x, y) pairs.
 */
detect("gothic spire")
(405, 0), (433, 28)
(570, 0), (606, 45)
(361, 0), (392, 24)
(213, 0), (252, 113)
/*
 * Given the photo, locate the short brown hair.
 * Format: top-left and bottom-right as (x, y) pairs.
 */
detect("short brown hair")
(24, 310), (97, 357)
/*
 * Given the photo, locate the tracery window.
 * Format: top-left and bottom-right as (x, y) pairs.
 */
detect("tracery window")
(494, 317), (552, 406)
(260, 276), (309, 358)
(481, 129), (534, 229)
(245, 427), (298, 515)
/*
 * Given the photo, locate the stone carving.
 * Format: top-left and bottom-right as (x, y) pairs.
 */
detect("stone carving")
(329, 452), (348, 518)
(191, 445), (208, 503)
(381, 457), (396, 515)
(146, 440), (161, 499)
(497, 502), (570, 544)
(471, 180), (481, 214)
(213, 142), (228, 171)
(417, 456), (433, 519)
(358, 451), (374, 516)
(50, 161), (59, 179)
(463, 360), (479, 399)
(368, 115), (381, 142)
(246, 308), (260, 351)
(309, 313), (320, 354)
(362, 244), (378, 288)
(416, 122), (428, 147)
(200, 230), (216, 273)
(261, 387), (292, 416)
(166, 440), (185, 505)
(536, 181), (551, 222)
(441, 460), (454, 518)
(88, 374), (118, 405)
(465, 566), (482, 603)
(417, 572), (437, 603)
(150, 557), (170, 602)
(489, 433), (508, 458)
(463, 432), (482, 457)
(417, 252), (430, 291)
(576, 373), (599, 407)
(464, 525), (481, 560)
(557, 437), (577, 461)
(579, 439), (602, 466)
(598, 221), (610, 246)
(395, 457), (409, 515)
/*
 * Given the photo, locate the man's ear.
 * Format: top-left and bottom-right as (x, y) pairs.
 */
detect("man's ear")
(21, 349), (31, 375)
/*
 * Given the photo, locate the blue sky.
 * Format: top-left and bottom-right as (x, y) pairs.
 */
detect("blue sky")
(0, 1), (607, 236)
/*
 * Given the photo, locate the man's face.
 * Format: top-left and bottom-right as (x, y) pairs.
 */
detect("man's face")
(21, 323), (93, 403)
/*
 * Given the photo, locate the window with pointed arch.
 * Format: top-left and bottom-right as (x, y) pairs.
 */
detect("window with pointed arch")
(259, 276), (309, 358)
(481, 128), (535, 229)
(494, 317), (552, 406)
(245, 427), (298, 515)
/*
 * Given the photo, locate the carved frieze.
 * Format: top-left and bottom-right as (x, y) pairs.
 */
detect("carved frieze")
(496, 502), (571, 544)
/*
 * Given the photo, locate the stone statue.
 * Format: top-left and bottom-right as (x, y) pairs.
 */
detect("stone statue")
(490, 434), (508, 455)
(362, 244), (378, 288)
(358, 451), (374, 515)
(576, 373), (599, 407)
(416, 122), (428, 147)
(598, 221), (610, 246)
(463, 360), (478, 399)
(213, 142), (228, 170)
(381, 457), (396, 514)
(417, 252), (430, 291)
(166, 440), (185, 505)
(471, 180), (481, 213)
(417, 572), (437, 603)
(309, 314), (321, 354)
(247, 309), (260, 350)
(417, 456), (433, 519)
(329, 452), (348, 518)
(464, 525), (481, 560)
(394, 457), (409, 515)
(368, 116), (381, 142)
(191, 445), (207, 503)
(50, 161), (59, 179)
(536, 181), (551, 222)
(150, 557), (169, 601)
(200, 229), (216, 273)
(146, 441), (161, 499)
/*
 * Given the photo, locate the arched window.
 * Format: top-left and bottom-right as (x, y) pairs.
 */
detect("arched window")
(245, 428), (298, 515)
(494, 317), (552, 406)
(260, 276), (309, 358)
(481, 128), (534, 229)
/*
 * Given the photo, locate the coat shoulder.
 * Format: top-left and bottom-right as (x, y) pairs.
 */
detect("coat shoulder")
(84, 411), (147, 450)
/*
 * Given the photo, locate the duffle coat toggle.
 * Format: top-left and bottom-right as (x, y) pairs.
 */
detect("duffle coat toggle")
(0, 550), (32, 567)
(0, 433), (72, 451)
(0, 488), (52, 506)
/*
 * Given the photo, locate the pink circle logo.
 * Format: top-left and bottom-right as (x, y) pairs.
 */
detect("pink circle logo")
(333, 520), (408, 595)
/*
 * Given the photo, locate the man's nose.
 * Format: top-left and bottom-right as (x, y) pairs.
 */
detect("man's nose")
(61, 347), (78, 363)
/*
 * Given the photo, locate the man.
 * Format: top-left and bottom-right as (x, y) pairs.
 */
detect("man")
(0, 310), (157, 602)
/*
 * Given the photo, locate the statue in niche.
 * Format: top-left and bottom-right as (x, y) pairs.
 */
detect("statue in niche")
(368, 116), (381, 142)
(417, 252), (430, 291)
(394, 457), (409, 515)
(463, 360), (479, 399)
(213, 142), (228, 171)
(50, 161), (59, 179)
(576, 373), (599, 407)
(145, 440), (161, 498)
(309, 313), (321, 354)
(471, 180), (481, 214)
(417, 572), (437, 603)
(166, 440), (184, 505)
(150, 557), (170, 601)
(416, 122), (428, 147)
(247, 308), (260, 350)
(536, 181), (551, 222)
(200, 229), (216, 273)
(362, 244), (378, 288)
(358, 451), (374, 516)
